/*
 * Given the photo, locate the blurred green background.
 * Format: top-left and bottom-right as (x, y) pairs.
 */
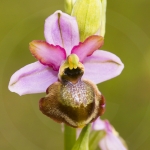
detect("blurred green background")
(0, 0), (150, 149)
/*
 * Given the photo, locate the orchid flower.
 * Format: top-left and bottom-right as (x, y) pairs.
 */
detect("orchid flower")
(8, 10), (124, 128)
(92, 118), (128, 150)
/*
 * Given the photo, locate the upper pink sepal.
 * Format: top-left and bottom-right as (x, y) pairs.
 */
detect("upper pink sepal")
(83, 50), (124, 84)
(8, 61), (58, 95)
(44, 10), (80, 55)
(71, 35), (104, 62)
(29, 40), (66, 71)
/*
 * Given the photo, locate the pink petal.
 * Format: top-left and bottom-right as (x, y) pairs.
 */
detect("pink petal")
(8, 61), (58, 96)
(29, 40), (66, 71)
(97, 120), (127, 150)
(99, 134), (127, 150)
(104, 120), (113, 133)
(82, 50), (124, 84)
(92, 117), (105, 131)
(71, 35), (104, 62)
(44, 10), (79, 55)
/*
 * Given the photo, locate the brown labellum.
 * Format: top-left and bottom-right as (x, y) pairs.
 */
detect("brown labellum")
(39, 79), (105, 128)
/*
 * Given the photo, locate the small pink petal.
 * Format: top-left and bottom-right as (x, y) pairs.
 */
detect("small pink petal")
(96, 120), (127, 150)
(104, 120), (113, 133)
(44, 10), (79, 55)
(29, 40), (66, 71)
(83, 50), (124, 84)
(8, 61), (58, 95)
(92, 117), (105, 131)
(71, 35), (104, 62)
(99, 133), (127, 150)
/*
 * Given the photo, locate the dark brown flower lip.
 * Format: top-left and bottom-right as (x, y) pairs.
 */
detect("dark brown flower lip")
(39, 79), (105, 128)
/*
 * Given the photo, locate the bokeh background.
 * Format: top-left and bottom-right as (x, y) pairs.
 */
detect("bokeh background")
(0, 0), (150, 149)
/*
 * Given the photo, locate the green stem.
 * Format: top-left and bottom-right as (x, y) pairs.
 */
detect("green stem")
(64, 124), (76, 150)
